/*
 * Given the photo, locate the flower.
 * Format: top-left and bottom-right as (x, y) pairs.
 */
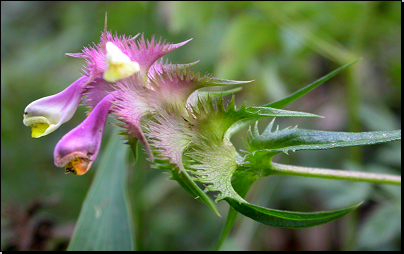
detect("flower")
(68, 31), (193, 159)
(53, 93), (113, 175)
(24, 17), (243, 177)
(103, 41), (140, 82)
(23, 21), (195, 174)
(66, 32), (192, 108)
(23, 76), (88, 138)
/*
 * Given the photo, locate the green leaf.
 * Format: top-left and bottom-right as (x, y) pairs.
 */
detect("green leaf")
(168, 167), (221, 217)
(225, 107), (321, 140)
(246, 120), (401, 153)
(225, 197), (362, 228)
(67, 132), (134, 251)
(245, 106), (322, 118)
(265, 59), (360, 109)
(192, 96), (321, 144)
(224, 60), (359, 137)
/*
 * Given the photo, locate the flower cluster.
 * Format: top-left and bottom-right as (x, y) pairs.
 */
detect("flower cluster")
(23, 23), (245, 180)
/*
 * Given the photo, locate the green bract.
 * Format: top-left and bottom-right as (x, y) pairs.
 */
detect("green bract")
(142, 58), (400, 227)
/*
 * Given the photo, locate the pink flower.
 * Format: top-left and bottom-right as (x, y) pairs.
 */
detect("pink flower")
(23, 76), (88, 138)
(23, 19), (243, 175)
(53, 94), (113, 175)
(66, 31), (192, 108)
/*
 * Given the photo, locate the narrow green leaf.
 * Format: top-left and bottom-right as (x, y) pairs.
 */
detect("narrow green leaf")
(247, 121), (401, 153)
(168, 168), (221, 217)
(224, 107), (321, 140)
(246, 106), (322, 118)
(67, 133), (134, 251)
(225, 61), (359, 137)
(225, 197), (362, 228)
(265, 59), (360, 109)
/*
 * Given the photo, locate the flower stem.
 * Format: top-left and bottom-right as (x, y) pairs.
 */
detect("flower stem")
(270, 162), (401, 185)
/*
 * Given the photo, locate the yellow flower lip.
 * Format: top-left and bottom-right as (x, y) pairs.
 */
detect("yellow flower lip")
(23, 114), (52, 138)
(31, 123), (50, 138)
(56, 151), (93, 176)
(65, 157), (91, 175)
(103, 41), (140, 82)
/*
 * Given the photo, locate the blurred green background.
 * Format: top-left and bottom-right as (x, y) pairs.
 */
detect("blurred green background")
(1, 1), (401, 251)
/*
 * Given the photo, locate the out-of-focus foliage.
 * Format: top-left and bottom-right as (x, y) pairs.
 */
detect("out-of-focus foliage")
(1, 1), (400, 251)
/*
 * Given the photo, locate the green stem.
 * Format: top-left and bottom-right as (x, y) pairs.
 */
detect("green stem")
(271, 162), (401, 185)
